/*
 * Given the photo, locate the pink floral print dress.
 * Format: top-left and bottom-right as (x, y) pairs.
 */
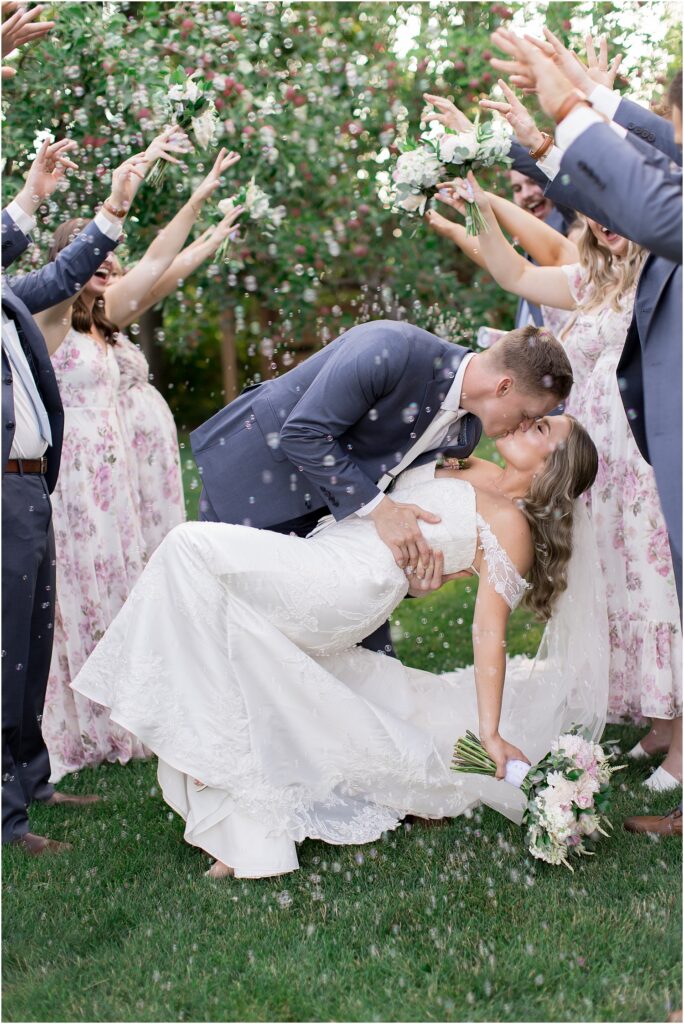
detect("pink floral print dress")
(114, 334), (185, 555)
(43, 330), (149, 781)
(546, 265), (682, 724)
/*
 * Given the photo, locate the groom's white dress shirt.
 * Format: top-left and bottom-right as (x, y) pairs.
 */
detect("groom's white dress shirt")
(357, 351), (475, 516)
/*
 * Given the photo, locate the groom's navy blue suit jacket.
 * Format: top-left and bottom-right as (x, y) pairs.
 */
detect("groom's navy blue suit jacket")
(191, 320), (482, 528)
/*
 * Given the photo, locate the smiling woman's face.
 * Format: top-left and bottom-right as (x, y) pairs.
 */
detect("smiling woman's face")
(82, 251), (115, 299)
(586, 218), (629, 258)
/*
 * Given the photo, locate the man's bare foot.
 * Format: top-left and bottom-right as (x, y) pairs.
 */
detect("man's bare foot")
(205, 860), (235, 879)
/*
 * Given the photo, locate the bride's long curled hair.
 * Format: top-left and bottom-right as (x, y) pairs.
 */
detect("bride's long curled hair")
(519, 416), (598, 621)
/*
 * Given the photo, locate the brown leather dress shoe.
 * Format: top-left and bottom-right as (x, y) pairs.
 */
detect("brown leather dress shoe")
(624, 806), (682, 836)
(43, 791), (101, 807)
(11, 832), (73, 855)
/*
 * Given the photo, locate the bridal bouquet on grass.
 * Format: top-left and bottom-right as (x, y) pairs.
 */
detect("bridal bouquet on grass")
(391, 115), (512, 234)
(147, 69), (220, 190)
(216, 178), (286, 260)
(452, 727), (625, 870)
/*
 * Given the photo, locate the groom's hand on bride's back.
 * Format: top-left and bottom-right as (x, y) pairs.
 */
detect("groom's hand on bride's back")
(369, 496), (441, 577)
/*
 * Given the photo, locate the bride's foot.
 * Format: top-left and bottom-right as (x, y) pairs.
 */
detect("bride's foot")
(205, 860), (235, 879)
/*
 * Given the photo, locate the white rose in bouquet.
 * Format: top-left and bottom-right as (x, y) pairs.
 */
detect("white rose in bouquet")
(438, 130), (479, 165)
(191, 105), (219, 150)
(244, 179), (271, 220)
(393, 147), (443, 190)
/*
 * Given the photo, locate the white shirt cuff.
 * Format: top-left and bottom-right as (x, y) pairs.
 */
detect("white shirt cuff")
(355, 490), (385, 517)
(536, 144), (563, 181)
(589, 83), (621, 121)
(94, 209), (124, 240)
(556, 104), (626, 151)
(6, 200), (37, 236)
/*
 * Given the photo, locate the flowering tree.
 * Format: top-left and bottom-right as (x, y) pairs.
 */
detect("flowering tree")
(2, 0), (679, 428)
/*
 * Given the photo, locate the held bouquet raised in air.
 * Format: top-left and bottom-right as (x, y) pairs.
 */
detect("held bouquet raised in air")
(148, 69), (220, 190)
(391, 115), (512, 234)
(452, 727), (625, 869)
(215, 177), (286, 261)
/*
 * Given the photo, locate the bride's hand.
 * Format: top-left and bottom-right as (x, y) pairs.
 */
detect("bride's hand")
(480, 732), (531, 780)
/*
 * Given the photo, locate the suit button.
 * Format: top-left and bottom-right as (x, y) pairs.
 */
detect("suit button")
(6, 421), (15, 429)
(3, 376), (11, 385)
(648, 132), (655, 142)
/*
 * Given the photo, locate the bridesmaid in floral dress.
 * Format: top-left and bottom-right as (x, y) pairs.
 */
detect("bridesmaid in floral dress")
(432, 174), (682, 792)
(42, 151), (244, 779)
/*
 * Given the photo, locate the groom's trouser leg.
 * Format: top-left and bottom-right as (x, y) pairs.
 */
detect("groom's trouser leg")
(359, 620), (396, 658)
(2, 475), (55, 843)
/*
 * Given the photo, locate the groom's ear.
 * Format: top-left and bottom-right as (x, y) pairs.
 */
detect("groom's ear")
(495, 376), (513, 397)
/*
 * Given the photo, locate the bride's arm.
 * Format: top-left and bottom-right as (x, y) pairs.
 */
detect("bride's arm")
(472, 583), (530, 777)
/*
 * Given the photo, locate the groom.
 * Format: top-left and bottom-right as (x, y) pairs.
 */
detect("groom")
(191, 319), (572, 649)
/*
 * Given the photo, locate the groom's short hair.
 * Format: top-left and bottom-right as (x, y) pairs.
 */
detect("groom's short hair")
(490, 325), (574, 401)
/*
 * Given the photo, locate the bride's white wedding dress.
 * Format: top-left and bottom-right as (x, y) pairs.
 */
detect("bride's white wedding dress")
(72, 463), (608, 877)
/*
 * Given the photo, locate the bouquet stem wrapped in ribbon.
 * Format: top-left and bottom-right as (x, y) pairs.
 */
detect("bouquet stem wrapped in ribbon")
(452, 727), (625, 870)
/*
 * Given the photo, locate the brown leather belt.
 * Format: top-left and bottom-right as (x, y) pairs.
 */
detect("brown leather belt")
(4, 457), (48, 475)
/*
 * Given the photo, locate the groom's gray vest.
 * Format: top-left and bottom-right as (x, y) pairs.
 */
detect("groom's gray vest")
(191, 319), (482, 528)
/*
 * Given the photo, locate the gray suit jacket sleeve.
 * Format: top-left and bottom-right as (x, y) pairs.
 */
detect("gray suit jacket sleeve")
(1, 209), (31, 270)
(614, 97), (680, 163)
(547, 122), (682, 263)
(278, 326), (412, 519)
(6, 218), (120, 314)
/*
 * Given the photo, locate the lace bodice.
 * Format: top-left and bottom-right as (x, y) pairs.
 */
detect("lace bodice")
(392, 462), (529, 610)
(311, 462), (529, 612)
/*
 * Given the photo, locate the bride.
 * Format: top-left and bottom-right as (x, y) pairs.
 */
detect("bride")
(72, 413), (607, 879)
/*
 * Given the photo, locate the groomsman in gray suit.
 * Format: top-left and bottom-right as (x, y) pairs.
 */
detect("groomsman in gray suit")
(192, 320), (573, 653)
(2, 142), (132, 854)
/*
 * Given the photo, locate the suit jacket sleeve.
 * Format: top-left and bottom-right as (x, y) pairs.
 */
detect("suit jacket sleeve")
(614, 97), (681, 163)
(6, 218), (121, 314)
(1, 208), (31, 271)
(278, 325), (412, 520)
(547, 122), (682, 263)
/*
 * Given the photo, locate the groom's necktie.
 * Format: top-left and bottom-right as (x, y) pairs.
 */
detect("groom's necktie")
(377, 406), (461, 492)
(1, 311), (52, 446)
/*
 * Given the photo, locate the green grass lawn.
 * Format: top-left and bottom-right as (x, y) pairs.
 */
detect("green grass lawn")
(3, 439), (681, 1023)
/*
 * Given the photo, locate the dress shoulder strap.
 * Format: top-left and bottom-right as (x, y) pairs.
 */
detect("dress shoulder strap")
(475, 513), (530, 611)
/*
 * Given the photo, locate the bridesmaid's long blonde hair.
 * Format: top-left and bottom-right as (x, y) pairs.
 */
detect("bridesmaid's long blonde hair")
(574, 214), (647, 314)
